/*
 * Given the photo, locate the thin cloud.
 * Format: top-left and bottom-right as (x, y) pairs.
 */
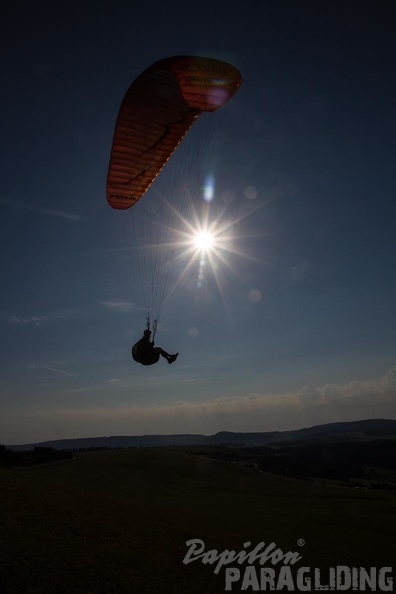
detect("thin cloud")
(4, 309), (81, 327)
(45, 367), (76, 378)
(4, 365), (396, 444)
(41, 208), (84, 222)
(0, 198), (85, 221)
(6, 315), (49, 326)
(101, 299), (139, 313)
(383, 366), (396, 382)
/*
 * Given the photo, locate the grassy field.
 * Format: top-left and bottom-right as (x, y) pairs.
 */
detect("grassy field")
(1, 446), (395, 593)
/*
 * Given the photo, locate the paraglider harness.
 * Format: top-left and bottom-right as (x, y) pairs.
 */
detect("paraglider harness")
(145, 316), (158, 342)
(131, 316), (159, 366)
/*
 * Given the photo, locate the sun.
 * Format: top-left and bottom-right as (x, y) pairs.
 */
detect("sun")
(156, 189), (266, 320)
(193, 230), (214, 253)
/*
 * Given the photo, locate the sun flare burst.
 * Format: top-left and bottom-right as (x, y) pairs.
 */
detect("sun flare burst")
(193, 230), (215, 253)
(158, 194), (265, 312)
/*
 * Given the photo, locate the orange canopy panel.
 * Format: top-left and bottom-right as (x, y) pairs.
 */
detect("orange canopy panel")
(106, 56), (242, 210)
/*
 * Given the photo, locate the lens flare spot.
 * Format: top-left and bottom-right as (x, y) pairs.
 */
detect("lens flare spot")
(189, 327), (200, 338)
(203, 175), (215, 202)
(249, 289), (262, 303)
(244, 186), (257, 200)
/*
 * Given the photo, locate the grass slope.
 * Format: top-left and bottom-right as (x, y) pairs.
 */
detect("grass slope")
(1, 447), (395, 593)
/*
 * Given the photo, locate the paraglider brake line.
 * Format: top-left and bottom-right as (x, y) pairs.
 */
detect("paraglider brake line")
(152, 319), (158, 341)
(145, 316), (158, 341)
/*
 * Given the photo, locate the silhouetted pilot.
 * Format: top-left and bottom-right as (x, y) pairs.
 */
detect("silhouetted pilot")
(132, 329), (179, 366)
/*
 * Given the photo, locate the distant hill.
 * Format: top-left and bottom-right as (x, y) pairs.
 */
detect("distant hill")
(7, 418), (396, 451)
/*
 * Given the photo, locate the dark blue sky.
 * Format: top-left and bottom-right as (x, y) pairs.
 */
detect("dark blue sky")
(1, 1), (396, 444)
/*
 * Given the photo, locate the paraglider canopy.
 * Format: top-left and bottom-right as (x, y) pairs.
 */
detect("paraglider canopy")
(106, 55), (242, 210)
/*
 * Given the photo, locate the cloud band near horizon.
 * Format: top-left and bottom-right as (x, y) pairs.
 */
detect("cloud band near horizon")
(2, 367), (395, 445)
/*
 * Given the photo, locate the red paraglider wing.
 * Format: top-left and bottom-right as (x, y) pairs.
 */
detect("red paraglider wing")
(106, 56), (242, 210)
